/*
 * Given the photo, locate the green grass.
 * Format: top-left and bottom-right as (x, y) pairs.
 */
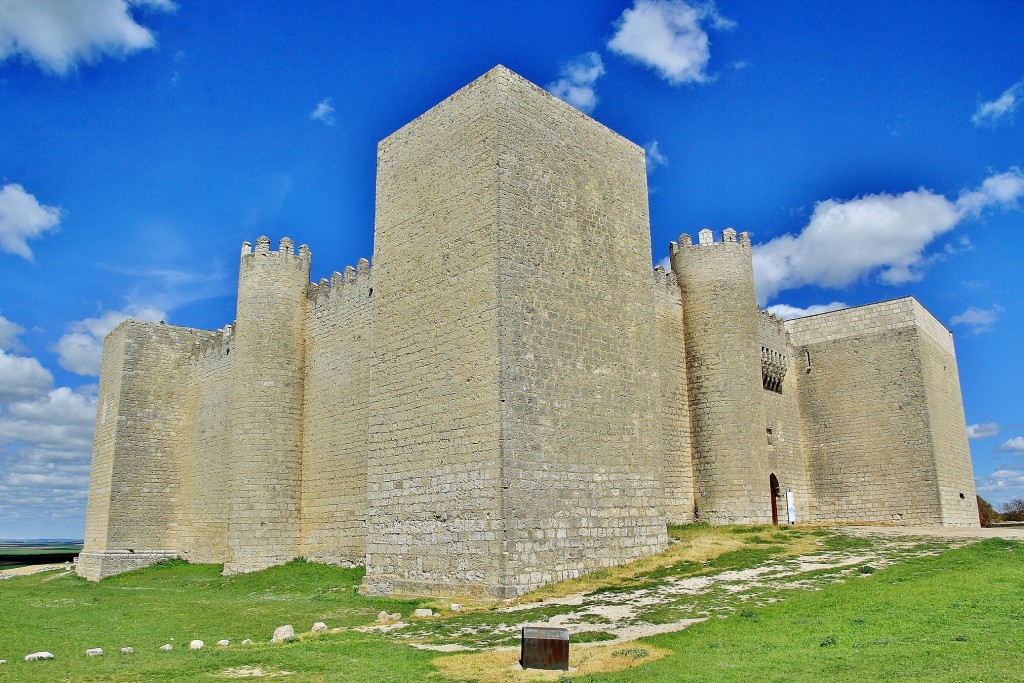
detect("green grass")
(0, 560), (437, 682)
(1, 535), (1021, 682)
(560, 539), (1024, 682)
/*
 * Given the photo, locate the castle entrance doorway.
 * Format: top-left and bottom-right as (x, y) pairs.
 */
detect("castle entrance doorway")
(769, 474), (781, 525)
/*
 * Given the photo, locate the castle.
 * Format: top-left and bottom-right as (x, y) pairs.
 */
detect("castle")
(78, 66), (979, 597)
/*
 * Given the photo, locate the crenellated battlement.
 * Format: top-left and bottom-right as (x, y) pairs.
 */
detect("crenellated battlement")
(193, 322), (235, 359)
(307, 257), (372, 303)
(241, 236), (311, 261)
(651, 264), (679, 291)
(668, 227), (751, 259)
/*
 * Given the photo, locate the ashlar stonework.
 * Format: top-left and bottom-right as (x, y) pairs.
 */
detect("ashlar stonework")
(78, 66), (979, 596)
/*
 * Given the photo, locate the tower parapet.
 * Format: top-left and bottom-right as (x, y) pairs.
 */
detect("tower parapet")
(670, 229), (771, 524)
(225, 236), (311, 573)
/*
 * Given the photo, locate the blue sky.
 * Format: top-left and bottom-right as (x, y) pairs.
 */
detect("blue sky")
(1, 1), (1022, 539)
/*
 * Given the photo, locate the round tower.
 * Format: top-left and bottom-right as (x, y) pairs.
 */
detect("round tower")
(670, 228), (771, 524)
(225, 236), (310, 573)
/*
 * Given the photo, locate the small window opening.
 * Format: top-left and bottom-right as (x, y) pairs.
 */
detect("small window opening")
(368, 287), (373, 298)
(959, 492), (965, 500)
(804, 349), (812, 373)
(766, 427), (774, 446)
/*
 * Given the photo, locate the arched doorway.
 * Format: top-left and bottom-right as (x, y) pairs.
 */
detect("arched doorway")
(769, 474), (781, 525)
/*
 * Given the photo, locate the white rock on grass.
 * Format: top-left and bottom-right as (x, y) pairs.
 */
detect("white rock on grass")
(217, 640), (230, 647)
(312, 622), (327, 632)
(389, 613), (401, 621)
(189, 640), (204, 650)
(377, 610), (389, 623)
(271, 625), (294, 643)
(413, 608), (433, 618)
(241, 639), (253, 645)
(450, 603), (463, 612)
(0, 659), (7, 664)
(25, 652), (54, 661)
(85, 648), (103, 656)
(120, 647), (134, 655)
(159, 644), (173, 652)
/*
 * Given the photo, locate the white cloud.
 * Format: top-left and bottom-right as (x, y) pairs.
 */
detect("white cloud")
(607, 0), (734, 86)
(310, 97), (335, 126)
(995, 437), (1024, 455)
(0, 350), (53, 402)
(975, 467), (1024, 506)
(55, 305), (166, 376)
(0, 0), (176, 75)
(967, 419), (999, 440)
(0, 312), (26, 351)
(752, 168), (1024, 304)
(0, 385), (97, 537)
(0, 183), (61, 261)
(950, 304), (1004, 335)
(546, 52), (605, 113)
(955, 168), (1024, 217)
(765, 301), (848, 320)
(0, 387), (95, 449)
(972, 78), (1024, 127)
(644, 140), (668, 170)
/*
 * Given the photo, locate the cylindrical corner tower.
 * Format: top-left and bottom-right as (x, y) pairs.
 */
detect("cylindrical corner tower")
(225, 236), (310, 573)
(670, 228), (771, 524)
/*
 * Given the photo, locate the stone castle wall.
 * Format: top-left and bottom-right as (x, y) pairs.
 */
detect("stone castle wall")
(178, 328), (233, 563)
(787, 298), (978, 525)
(652, 268), (695, 525)
(301, 260), (373, 565)
(363, 68), (507, 597)
(758, 311), (812, 523)
(79, 321), (203, 579)
(492, 69), (666, 594)
(78, 65), (978, 587)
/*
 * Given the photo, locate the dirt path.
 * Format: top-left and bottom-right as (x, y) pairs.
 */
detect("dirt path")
(0, 563), (68, 578)
(392, 530), (977, 650)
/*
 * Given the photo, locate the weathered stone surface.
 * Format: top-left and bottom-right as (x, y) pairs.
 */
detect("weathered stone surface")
(450, 603), (462, 612)
(376, 610), (389, 623)
(77, 65), (979, 599)
(159, 644), (172, 652)
(271, 625), (294, 643)
(85, 648), (103, 656)
(189, 640), (204, 650)
(241, 639), (253, 645)
(413, 608), (433, 618)
(311, 622), (327, 632)
(120, 647), (134, 655)
(217, 640), (230, 647)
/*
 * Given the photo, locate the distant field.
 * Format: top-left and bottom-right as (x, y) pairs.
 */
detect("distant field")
(0, 541), (82, 570)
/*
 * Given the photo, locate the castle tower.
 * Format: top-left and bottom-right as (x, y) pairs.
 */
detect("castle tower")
(670, 229), (771, 523)
(363, 65), (666, 598)
(224, 236), (310, 573)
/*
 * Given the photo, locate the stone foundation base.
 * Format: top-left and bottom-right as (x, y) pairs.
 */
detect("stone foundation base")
(76, 550), (178, 581)
(360, 575), (525, 600)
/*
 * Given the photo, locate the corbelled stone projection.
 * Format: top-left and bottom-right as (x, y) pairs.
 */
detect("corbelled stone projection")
(78, 66), (979, 594)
